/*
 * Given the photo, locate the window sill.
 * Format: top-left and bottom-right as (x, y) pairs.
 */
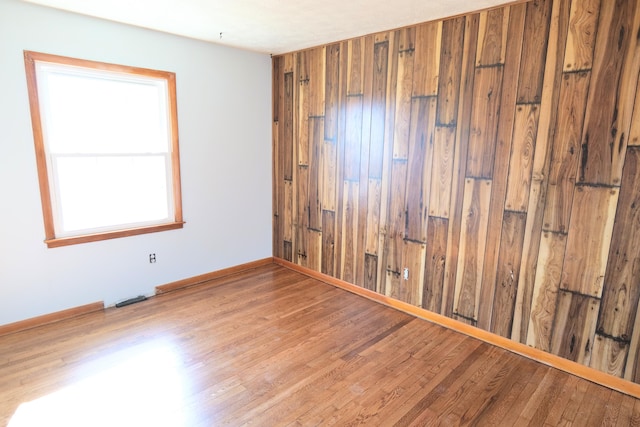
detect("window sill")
(44, 222), (185, 248)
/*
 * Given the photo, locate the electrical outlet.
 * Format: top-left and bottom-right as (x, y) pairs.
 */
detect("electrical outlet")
(403, 267), (409, 280)
(149, 253), (156, 263)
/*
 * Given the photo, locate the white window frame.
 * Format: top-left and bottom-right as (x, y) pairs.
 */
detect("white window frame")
(24, 51), (184, 248)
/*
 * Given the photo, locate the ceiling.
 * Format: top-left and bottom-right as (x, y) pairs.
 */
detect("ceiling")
(23, 0), (516, 55)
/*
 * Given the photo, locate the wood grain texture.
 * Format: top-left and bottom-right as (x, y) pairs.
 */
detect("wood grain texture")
(466, 66), (503, 179)
(527, 231), (567, 352)
(272, 0), (640, 385)
(422, 217), (448, 313)
(578, 0), (638, 186)
(476, 7), (510, 67)
(561, 185), (618, 298)
(563, 0), (600, 71)
(517, 0), (553, 104)
(551, 290), (600, 364)
(543, 70), (590, 233)
(429, 126), (456, 218)
(413, 21), (442, 97)
(491, 211), (527, 338)
(453, 178), (492, 322)
(504, 104), (539, 213)
(436, 17), (465, 126)
(597, 148), (640, 341)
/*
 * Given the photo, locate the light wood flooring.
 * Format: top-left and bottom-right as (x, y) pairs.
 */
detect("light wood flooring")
(1, 263), (640, 426)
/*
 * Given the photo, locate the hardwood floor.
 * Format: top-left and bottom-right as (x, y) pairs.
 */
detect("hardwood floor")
(1, 263), (639, 426)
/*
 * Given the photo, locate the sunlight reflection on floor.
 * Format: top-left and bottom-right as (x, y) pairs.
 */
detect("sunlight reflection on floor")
(10, 340), (189, 427)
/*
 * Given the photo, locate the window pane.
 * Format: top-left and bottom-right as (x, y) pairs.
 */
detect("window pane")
(54, 155), (171, 234)
(42, 69), (169, 154)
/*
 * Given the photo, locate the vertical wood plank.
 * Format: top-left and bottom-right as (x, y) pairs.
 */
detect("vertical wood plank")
(442, 13), (480, 317)
(308, 47), (326, 117)
(392, 28), (416, 160)
(453, 178), (492, 322)
(551, 290), (600, 365)
(413, 21), (442, 97)
(364, 253), (378, 292)
(563, 0), (600, 71)
(347, 39), (365, 96)
(466, 66), (503, 179)
(283, 72), (294, 181)
(591, 335), (628, 378)
(340, 181), (359, 283)
(321, 139), (337, 212)
(476, 7), (510, 67)
(306, 229), (322, 272)
(512, 0), (571, 344)
(297, 51), (311, 168)
(526, 232), (568, 352)
(561, 185), (619, 298)
(343, 96), (363, 182)
(517, 0), (553, 104)
(597, 148), (640, 341)
(542, 71), (590, 233)
(309, 117), (324, 231)
(504, 104), (539, 213)
(477, 3), (527, 331)
(384, 160), (408, 280)
(321, 210), (336, 276)
(369, 41), (389, 179)
(578, 0), (638, 186)
(365, 179), (382, 255)
(392, 240), (426, 306)
(436, 17), (465, 126)
(405, 97), (436, 243)
(429, 126), (456, 218)
(284, 179), (294, 243)
(296, 165), (309, 266)
(324, 43), (341, 142)
(491, 211), (527, 338)
(422, 217), (448, 313)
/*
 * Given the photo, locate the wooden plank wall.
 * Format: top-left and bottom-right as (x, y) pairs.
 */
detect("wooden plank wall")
(272, 0), (640, 382)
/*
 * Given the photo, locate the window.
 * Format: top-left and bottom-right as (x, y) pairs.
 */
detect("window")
(24, 51), (184, 248)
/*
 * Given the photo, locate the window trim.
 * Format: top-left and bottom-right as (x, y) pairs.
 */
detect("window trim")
(24, 50), (184, 248)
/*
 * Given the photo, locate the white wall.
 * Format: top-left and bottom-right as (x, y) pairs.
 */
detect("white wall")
(0, 0), (273, 325)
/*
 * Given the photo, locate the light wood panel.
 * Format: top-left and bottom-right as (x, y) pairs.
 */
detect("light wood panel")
(272, 0), (640, 384)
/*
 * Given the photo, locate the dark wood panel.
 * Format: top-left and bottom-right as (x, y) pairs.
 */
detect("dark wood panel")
(324, 43), (341, 141)
(579, 0), (638, 186)
(466, 66), (503, 179)
(598, 148), (640, 340)
(321, 209), (336, 276)
(422, 217), (448, 313)
(491, 211), (527, 337)
(551, 290), (600, 364)
(369, 41), (389, 179)
(283, 72), (294, 181)
(543, 70), (590, 233)
(517, 0), (553, 103)
(309, 117), (324, 231)
(405, 97), (436, 243)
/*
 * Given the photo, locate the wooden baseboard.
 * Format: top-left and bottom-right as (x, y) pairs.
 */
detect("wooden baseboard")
(155, 257), (275, 294)
(273, 257), (640, 399)
(0, 301), (104, 337)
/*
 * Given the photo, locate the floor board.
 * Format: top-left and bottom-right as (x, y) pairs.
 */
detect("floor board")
(1, 263), (638, 426)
